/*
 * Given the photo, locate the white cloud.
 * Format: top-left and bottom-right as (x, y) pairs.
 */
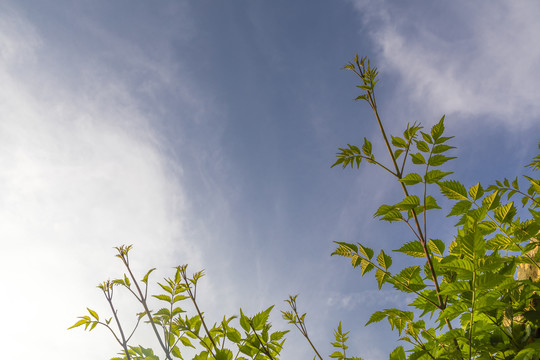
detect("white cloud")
(353, 0), (540, 126)
(0, 7), (198, 360)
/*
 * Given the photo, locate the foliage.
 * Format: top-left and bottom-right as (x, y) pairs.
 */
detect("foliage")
(70, 245), (288, 360)
(72, 55), (540, 360)
(332, 55), (540, 359)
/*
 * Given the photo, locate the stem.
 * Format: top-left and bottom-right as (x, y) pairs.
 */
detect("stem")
(249, 324), (275, 360)
(120, 255), (173, 360)
(287, 299), (324, 360)
(126, 315), (142, 342)
(180, 269), (218, 354)
(103, 286), (132, 360)
(469, 270), (476, 360)
(368, 89), (446, 311)
(359, 69), (463, 358)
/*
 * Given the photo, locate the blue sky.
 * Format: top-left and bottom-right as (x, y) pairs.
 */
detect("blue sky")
(1, 1), (540, 359)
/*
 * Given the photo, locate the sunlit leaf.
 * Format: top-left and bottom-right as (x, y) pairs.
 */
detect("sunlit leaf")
(394, 241), (424, 258)
(439, 180), (468, 200)
(376, 250), (392, 270)
(400, 173), (423, 185)
(425, 170), (453, 184)
(410, 153), (426, 165)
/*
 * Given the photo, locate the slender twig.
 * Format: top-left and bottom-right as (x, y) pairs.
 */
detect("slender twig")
(117, 251), (173, 360)
(179, 267), (218, 354)
(102, 284), (132, 360)
(342, 155), (397, 176)
(249, 323), (275, 360)
(351, 61), (461, 357)
(126, 315), (142, 342)
(469, 269), (476, 360)
(287, 298), (324, 360)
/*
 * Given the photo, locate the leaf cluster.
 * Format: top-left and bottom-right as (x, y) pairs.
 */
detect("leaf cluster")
(70, 247), (288, 360)
(331, 55), (540, 359)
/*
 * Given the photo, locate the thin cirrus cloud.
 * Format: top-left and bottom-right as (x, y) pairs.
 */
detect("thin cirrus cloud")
(353, 0), (540, 126)
(0, 7), (200, 360)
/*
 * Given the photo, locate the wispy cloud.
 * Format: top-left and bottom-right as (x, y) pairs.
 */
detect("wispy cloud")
(0, 6), (199, 359)
(353, 0), (540, 126)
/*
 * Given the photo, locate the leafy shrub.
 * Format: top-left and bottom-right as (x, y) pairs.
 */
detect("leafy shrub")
(72, 56), (540, 360)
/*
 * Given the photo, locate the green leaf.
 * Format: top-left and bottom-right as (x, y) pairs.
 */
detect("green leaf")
(358, 244), (374, 260)
(180, 336), (195, 348)
(439, 180), (468, 200)
(399, 173), (423, 185)
(173, 295), (189, 302)
(349, 144), (361, 154)
(392, 266), (425, 292)
(251, 305), (273, 331)
(376, 250), (392, 270)
(375, 269), (388, 289)
(87, 308), (99, 321)
(421, 132), (433, 144)
(434, 136), (454, 144)
(68, 318), (88, 329)
(123, 274), (131, 287)
(397, 195), (421, 210)
(239, 309), (251, 332)
(486, 234), (516, 251)
(153, 294), (172, 302)
(424, 196), (441, 210)
(468, 182), (484, 200)
(494, 202), (516, 224)
(431, 116), (445, 140)
(415, 140), (430, 153)
(334, 241), (358, 254)
(158, 283), (173, 294)
(142, 268), (156, 284)
(331, 157), (345, 168)
(410, 153), (426, 165)
(431, 144), (455, 154)
(381, 210), (404, 222)
(171, 346), (182, 358)
(351, 254), (362, 267)
(428, 239), (445, 256)
(193, 351), (209, 360)
(226, 328), (242, 343)
(404, 122), (422, 141)
(360, 259), (374, 276)
(374, 204), (394, 218)
(461, 231), (486, 261)
(392, 136), (408, 148)
(428, 154), (456, 167)
(389, 346), (406, 360)
(482, 191), (500, 210)
(270, 330), (288, 341)
(215, 349), (233, 360)
(512, 176), (519, 189)
(424, 170), (453, 184)
(394, 241), (424, 257)
(438, 281), (471, 296)
(362, 138), (372, 156)
(525, 175), (540, 194)
(514, 340), (540, 360)
(365, 311), (386, 326)
(448, 200), (472, 217)
(440, 258), (474, 273)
